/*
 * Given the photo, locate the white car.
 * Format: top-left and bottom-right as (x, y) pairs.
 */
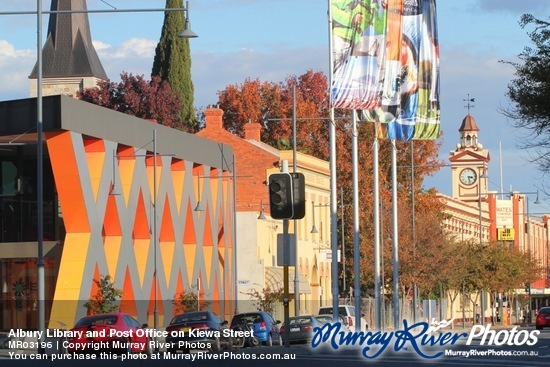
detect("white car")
(318, 305), (368, 332)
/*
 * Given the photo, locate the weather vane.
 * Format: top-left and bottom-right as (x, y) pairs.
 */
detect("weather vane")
(463, 94), (475, 114)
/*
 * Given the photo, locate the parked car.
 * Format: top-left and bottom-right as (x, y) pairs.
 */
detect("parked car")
(230, 311), (281, 346)
(280, 315), (322, 344)
(535, 306), (550, 330)
(314, 314), (349, 329)
(165, 311), (232, 353)
(318, 305), (367, 332)
(67, 313), (150, 354)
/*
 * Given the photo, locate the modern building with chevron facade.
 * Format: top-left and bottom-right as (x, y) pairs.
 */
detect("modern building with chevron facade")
(0, 95), (236, 330)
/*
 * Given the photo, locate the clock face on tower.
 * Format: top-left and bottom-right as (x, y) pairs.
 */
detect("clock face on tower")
(460, 168), (477, 185)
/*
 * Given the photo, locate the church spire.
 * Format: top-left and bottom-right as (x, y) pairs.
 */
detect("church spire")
(29, 0), (108, 96)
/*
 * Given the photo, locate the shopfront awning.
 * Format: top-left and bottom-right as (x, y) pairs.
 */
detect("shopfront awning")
(265, 267), (311, 294)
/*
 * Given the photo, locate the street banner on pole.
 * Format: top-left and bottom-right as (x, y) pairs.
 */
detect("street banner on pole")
(330, 0), (386, 110)
(330, 0), (440, 141)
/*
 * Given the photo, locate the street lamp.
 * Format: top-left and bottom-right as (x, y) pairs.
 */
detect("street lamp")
(0, 1), (199, 349)
(257, 199), (267, 220)
(178, 1), (198, 38)
(310, 203), (329, 235)
(194, 175), (206, 212)
(510, 191), (540, 252)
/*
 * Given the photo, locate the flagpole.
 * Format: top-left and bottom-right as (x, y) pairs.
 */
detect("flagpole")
(352, 111), (361, 330)
(373, 124), (381, 330)
(391, 139), (399, 329)
(327, 0), (340, 323)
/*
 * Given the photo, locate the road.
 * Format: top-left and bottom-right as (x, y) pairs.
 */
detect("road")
(1, 326), (549, 367)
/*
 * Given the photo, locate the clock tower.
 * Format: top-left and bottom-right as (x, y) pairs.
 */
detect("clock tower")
(449, 113), (490, 202)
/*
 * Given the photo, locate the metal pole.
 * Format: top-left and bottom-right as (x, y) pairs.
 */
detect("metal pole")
(233, 155), (238, 315)
(292, 85), (299, 316)
(526, 196), (530, 253)
(391, 140), (399, 329)
(380, 205), (385, 330)
(526, 196), (531, 323)
(478, 194), (483, 244)
(0, 7), (192, 16)
(197, 277), (200, 311)
(340, 187), (345, 292)
(281, 161), (291, 346)
(283, 219), (290, 347)
(327, 0), (340, 324)
(153, 129), (159, 351)
(411, 141), (417, 324)
(15, 2), (197, 345)
(479, 288), (485, 325)
(36, 0), (46, 353)
(373, 124), (381, 330)
(462, 282), (465, 328)
(439, 282), (443, 322)
(478, 194), (484, 326)
(528, 282), (532, 324)
(352, 112), (361, 330)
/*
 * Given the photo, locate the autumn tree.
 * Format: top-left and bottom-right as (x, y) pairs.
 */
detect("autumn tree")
(374, 186), (449, 317)
(343, 124), (444, 296)
(215, 70), (445, 298)
(502, 14), (550, 190)
(78, 72), (191, 131)
(216, 70), (330, 154)
(438, 240), (472, 326)
(152, 0), (197, 131)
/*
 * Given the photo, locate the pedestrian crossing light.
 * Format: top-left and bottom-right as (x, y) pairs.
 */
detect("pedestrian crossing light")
(268, 173), (293, 219)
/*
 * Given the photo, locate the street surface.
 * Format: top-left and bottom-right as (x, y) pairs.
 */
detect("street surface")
(1, 326), (549, 366)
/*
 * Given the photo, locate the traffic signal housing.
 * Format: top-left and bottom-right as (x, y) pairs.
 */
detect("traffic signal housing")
(525, 282), (531, 293)
(291, 173), (306, 220)
(268, 173), (294, 219)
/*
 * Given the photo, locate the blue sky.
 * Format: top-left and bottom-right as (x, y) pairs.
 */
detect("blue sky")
(1, 0), (550, 212)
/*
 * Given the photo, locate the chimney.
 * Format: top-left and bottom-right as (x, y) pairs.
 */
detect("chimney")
(204, 107), (224, 131)
(244, 122), (262, 142)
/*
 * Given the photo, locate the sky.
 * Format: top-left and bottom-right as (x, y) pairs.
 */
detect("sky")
(1, 0), (550, 213)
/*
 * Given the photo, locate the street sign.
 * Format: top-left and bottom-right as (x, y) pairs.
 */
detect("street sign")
(277, 234), (296, 266)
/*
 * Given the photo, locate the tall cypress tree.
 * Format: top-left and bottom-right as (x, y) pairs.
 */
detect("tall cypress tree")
(152, 0), (197, 131)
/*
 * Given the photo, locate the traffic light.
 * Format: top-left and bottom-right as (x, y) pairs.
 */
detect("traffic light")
(268, 173), (293, 219)
(525, 282), (531, 293)
(291, 173), (306, 220)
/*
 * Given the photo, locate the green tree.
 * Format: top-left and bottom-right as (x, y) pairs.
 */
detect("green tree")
(172, 288), (210, 314)
(152, 0), (197, 131)
(84, 275), (123, 315)
(241, 287), (283, 315)
(503, 14), (550, 187)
